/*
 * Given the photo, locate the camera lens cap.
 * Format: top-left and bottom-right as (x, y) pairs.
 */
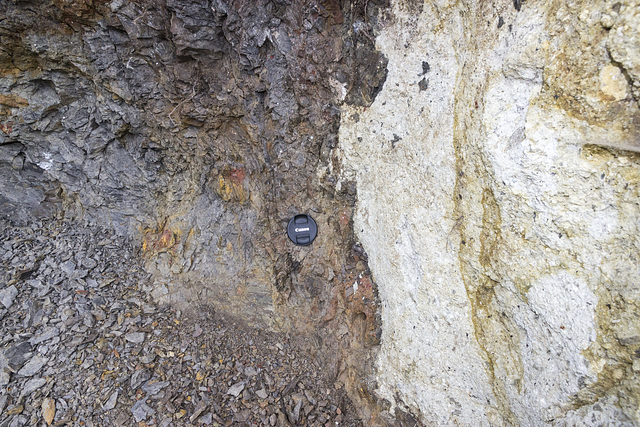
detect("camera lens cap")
(287, 214), (317, 246)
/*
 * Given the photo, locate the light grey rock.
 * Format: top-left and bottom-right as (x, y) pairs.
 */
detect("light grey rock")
(102, 391), (118, 411)
(29, 326), (60, 345)
(19, 377), (46, 397)
(124, 332), (145, 344)
(82, 258), (97, 269)
(139, 353), (155, 364)
(0, 394), (7, 414)
(256, 388), (268, 399)
(131, 399), (155, 422)
(0, 370), (10, 386)
(0, 285), (18, 309)
(141, 380), (168, 395)
(70, 269), (88, 280)
(244, 366), (258, 377)
(9, 414), (28, 427)
(189, 400), (207, 422)
(337, 1), (640, 425)
(130, 369), (151, 390)
(199, 412), (213, 425)
(226, 381), (245, 397)
(17, 355), (48, 376)
(60, 260), (76, 276)
(292, 398), (302, 423)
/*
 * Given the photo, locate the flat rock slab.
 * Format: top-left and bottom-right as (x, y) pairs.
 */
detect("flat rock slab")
(124, 332), (145, 344)
(17, 356), (48, 377)
(131, 400), (155, 422)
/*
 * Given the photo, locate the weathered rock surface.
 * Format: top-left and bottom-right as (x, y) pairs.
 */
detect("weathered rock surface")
(1, 0), (386, 422)
(2, 0), (640, 425)
(337, 0), (640, 425)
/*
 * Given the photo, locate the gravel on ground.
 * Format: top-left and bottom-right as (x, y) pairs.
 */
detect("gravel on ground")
(0, 218), (362, 426)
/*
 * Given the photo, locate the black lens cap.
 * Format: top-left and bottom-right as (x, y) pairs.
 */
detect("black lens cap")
(287, 214), (317, 246)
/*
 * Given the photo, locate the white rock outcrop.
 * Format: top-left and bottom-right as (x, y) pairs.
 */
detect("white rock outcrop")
(337, 0), (640, 425)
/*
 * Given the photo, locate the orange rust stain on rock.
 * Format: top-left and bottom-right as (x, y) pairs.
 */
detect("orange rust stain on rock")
(229, 168), (246, 184)
(142, 225), (180, 255)
(0, 68), (21, 78)
(0, 123), (13, 134)
(345, 273), (380, 347)
(216, 169), (249, 203)
(339, 209), (350, 227)
(323, 295), (339, 322)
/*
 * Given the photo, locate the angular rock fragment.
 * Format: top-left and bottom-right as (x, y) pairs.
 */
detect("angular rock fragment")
(141, 380), (169, 395)
(227, 381), (245, 397)
(124, 332), (145, 343)
(103, 391), (118, 411)
(0, 285), (18, 309)
(131, 399), (155, 422)
(130, 369), (151, 390)
(42, 397), (55, 425)
(20, 377), (46, 397)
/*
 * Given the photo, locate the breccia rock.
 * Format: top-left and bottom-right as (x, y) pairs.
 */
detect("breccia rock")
(337, 0), (640, 425)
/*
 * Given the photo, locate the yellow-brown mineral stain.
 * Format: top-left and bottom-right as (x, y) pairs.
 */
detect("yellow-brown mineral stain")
(216, 169), (249, 203)
(0, 94), (28, 108)
(142, 224), (181, 255)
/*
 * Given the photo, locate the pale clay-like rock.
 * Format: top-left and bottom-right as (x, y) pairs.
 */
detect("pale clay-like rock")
(338, 0), (640, 425)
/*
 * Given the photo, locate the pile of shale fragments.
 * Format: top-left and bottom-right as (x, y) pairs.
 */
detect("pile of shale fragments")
(0, 218), (361, 427)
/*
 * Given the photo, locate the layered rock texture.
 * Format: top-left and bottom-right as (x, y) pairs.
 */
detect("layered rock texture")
(2, 0), (640, 425)
(1, 0), (387, 422)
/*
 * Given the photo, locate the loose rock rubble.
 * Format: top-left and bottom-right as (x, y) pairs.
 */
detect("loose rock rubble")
(0, 218), (362, 426)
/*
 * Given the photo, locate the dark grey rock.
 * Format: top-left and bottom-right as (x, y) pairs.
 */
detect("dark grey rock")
(17, 355), (48, 376)
(5, 342), (33, 371)
(0, 0), (388, 421)
(130, 369), (151, 390)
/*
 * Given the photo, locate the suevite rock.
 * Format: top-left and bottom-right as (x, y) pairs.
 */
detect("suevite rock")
(337, 0), (640, 425)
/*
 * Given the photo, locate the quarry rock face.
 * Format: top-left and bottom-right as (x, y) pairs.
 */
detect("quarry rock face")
(337, 0), (640, 425)
(1, 0), (387, 422)
(1, 0), (640, 425)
